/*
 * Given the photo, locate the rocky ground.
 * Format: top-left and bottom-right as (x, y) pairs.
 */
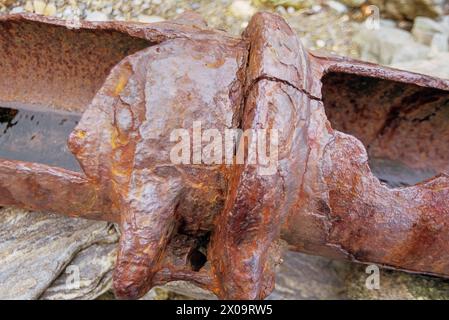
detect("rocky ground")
(0, 0), (449, 300)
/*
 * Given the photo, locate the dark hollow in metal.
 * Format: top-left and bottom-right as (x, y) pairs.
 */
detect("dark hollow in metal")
(0, 104), (81, 171)
(322, 72), (449, 187)
(0, 18), (152, 172)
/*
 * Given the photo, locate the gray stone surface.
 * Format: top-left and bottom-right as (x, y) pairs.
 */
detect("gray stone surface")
(412, 16), (449, 50)
(0, 208), (118, 299)
(393, 52), (449, 79)
(354, 26), (431, 64)
(40, 242), (117, 300)
(268, 252), (348, 299)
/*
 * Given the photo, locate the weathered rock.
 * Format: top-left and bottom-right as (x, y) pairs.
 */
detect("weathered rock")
(392, 52), (449, 79)
(267, 252), (349, 300)
(85, 10), (109, 21)
(354, 25), (430, 64)
(0, 207), (118, 299)
(430, 32), (449, 51)
(379, 19), (397, 28)
(412, 16), (449, 47)
(43, 2), (56, 16)
(41, 242), (117, 300)
(4, 201), (448, 301)
(327, 1), (348, 13)
(31, 0), (46, 15)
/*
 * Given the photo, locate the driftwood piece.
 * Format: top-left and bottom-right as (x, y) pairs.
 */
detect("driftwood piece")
(0, 12), (448, 299)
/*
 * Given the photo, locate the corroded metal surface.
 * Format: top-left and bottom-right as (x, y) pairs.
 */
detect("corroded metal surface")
(0, 12), (448, 300)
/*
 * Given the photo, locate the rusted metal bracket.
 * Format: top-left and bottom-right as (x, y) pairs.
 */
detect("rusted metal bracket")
(0, 12), (448, 300)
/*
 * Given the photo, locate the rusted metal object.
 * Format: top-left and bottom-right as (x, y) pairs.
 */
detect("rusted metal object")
(0, 12), (448, 300)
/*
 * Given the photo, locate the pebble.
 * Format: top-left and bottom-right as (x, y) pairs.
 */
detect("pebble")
(275, 5), (287, 15)
(10, 7), (24, 13)
(443, 16), (449, 28)
(430, 33), (449, 53)
(136, 14), (164, 23)
(327, 0), (347, 14)
(102, 5), (113, 15)
(393, 52), (449, 79)
(316, 39), (326, 47)
(85, 11), (109, 21)
(412, 16), (449, 48)
(114, 15), (125, 21)
(191, 3), (200, 10)
(32, 0), (46, 14)
(413, 16), (448, 34)
(229, 0), (256, 19)
(287, 6), (296, 14)
(311, 5), (322, 13)
(24, 1), (33, 12)
(62, 7), (73, 17)
(44, 2), (57, 16)
(380, 19), (397, 28)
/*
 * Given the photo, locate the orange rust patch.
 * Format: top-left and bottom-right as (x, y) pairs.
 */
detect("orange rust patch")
(114, 73), (129, 96)
(75, 129), (87, 139)
(206, 58), (225, 69)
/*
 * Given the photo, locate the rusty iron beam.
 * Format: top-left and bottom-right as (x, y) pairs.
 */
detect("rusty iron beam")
(0, 12), (448, 300)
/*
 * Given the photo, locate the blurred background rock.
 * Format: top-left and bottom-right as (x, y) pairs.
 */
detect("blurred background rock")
(0, 0), (448, 300)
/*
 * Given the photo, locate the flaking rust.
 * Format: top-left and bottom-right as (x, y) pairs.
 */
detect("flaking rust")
(0, 12), (448, 300)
